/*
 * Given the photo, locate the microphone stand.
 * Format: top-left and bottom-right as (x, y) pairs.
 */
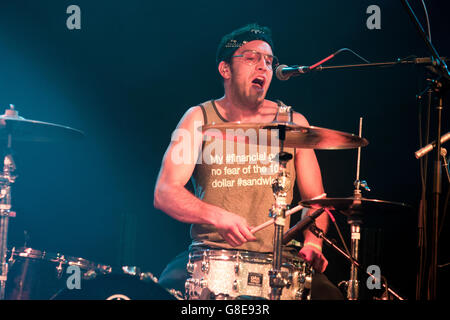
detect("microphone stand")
(311, 57), (448, 73)
(284, 16), (447, 299)
(400, 0), (450, 300)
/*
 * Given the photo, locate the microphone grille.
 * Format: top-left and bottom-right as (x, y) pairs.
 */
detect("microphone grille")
(275, 64), (289, 81)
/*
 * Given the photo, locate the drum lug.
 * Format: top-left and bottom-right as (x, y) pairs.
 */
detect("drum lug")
(294, 288), (304, 300)
(201, 251), (209, 274)
(234, 253), (240, 275)
(304, 274), (312, 290)
(201, 261), (209, 273)
(286, 273), (293, 288)
(184, 278), (191, 291)
(185, 278), (195, 299)
(83, 269), (97, 280)
(186, 262), (194, 273)
(298, 274), (305, 285)
(186, 253), (194, 273)
(232, 279), (239, 291)
(56, 258), (65, 279)
(200, 278), (208, 289)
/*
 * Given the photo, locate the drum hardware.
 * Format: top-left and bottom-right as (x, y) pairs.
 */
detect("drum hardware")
(282, 208), (326, 245)
(185, 248), (312, 300)
(400, 0), (449, 299)
(347, 117), (365, 300)
(201, 251), (210, 273)
(198, 104), (369, 300)
(201, 121), (369, 150)
(307, 222), (405, 300)
(0, 104), (85, 300)
(301, 118), (410, 300)
(0, 107), (18, 299)
(300, 198), (411, 301)
(268, 104), (294, 300)
(56, 255), (65, 279)
(122, 266), (184, 300)
(234, 253), (240, 275)
(6, 247), (112, 300)
(187, 253), (194, 273)
(51, 270), (181, 300)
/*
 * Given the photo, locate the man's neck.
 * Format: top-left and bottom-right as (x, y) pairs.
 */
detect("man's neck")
(215, 95), (276, 123)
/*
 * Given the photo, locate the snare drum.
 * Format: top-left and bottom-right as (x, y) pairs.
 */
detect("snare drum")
(5, 247), (112, 300)
(185, 248), (313, 300)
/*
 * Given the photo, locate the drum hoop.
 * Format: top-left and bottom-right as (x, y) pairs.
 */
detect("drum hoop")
(189, 248), (305, 267)
(9, 248), (111, 273)
(189, 248), (273, 264)
(10, 247), (66, 262)
(65, 256), (112, 273)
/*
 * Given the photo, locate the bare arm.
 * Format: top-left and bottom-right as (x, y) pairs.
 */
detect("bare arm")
(153, 106), (256, 246)
(293, 112), (329, 272)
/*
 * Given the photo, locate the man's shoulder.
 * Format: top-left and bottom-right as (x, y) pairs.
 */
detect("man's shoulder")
(292, 111), (309, 126)
(184, 99), (214, 115)
(176, 104), (207, 127)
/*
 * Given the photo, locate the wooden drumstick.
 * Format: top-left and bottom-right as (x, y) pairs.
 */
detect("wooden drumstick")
(250, 193), (327, 234)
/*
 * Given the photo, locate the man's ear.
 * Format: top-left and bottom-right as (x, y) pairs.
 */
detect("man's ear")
(218, 61), (232, 80)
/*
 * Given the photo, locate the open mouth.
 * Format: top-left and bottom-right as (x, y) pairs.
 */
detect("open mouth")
(251, 77), (265, 88)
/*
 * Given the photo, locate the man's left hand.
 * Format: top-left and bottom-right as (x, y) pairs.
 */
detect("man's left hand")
(299, 245), (328, 273)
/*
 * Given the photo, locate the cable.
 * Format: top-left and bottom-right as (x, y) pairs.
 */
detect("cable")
(325, 209), (352, 260)
(416, 81), (432, 299)
(420, 0), (432, 43)
(333, 48), (371, 64)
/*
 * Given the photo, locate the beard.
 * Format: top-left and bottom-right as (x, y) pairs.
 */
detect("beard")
(229, 79), (267, 110)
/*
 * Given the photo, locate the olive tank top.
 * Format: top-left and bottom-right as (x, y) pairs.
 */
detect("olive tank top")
(190, 100), (296, 253)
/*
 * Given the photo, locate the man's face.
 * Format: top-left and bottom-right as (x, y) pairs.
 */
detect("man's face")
(225, 40), (274, 108)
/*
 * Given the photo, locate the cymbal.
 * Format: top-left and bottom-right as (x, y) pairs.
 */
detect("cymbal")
(0, 106), (85, 143)
(300, 197), (412, 218)
(201, 121), (368, 149)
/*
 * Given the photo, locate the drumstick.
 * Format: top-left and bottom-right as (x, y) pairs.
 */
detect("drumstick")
(250, 193), (327, 234)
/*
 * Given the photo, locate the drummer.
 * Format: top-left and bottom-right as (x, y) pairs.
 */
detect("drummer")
(154, 23), (343, 299)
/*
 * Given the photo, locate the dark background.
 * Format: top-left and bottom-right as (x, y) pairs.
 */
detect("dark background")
(0, 0), (448, 300)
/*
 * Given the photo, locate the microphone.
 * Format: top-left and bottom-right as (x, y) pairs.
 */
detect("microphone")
(275, 64), (310, 81)
(282, 208), (325, 244)
(415, 132), (450, 159)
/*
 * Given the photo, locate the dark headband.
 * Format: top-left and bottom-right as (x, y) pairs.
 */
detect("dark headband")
(216, 24), (274, 66)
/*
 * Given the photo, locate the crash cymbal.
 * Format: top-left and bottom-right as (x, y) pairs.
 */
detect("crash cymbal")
(201, 121), (368, 149)
(0, 105), (84, 142)
(300, 197), (412, 217)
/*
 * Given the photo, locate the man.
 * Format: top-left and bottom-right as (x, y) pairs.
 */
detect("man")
(154, 23), (343, 299)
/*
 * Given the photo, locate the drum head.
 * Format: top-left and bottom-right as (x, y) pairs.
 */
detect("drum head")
(51, 274), (177, 300)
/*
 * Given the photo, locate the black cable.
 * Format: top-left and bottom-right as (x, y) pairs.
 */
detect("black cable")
(333, 48), (371, 64)
(420, 0), (432, 43)
(329, 213), (351, 259)
(416, 1), (435, 294)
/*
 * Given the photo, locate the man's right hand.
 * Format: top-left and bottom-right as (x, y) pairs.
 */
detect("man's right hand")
(213, 212), (257, 247)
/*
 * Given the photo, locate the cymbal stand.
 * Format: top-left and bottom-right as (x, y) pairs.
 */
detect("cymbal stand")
(309, 223), (405, 300)
(346, 117), (370, 300)
(268, 104), (293, 300)
(0, 132), (17, 300)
